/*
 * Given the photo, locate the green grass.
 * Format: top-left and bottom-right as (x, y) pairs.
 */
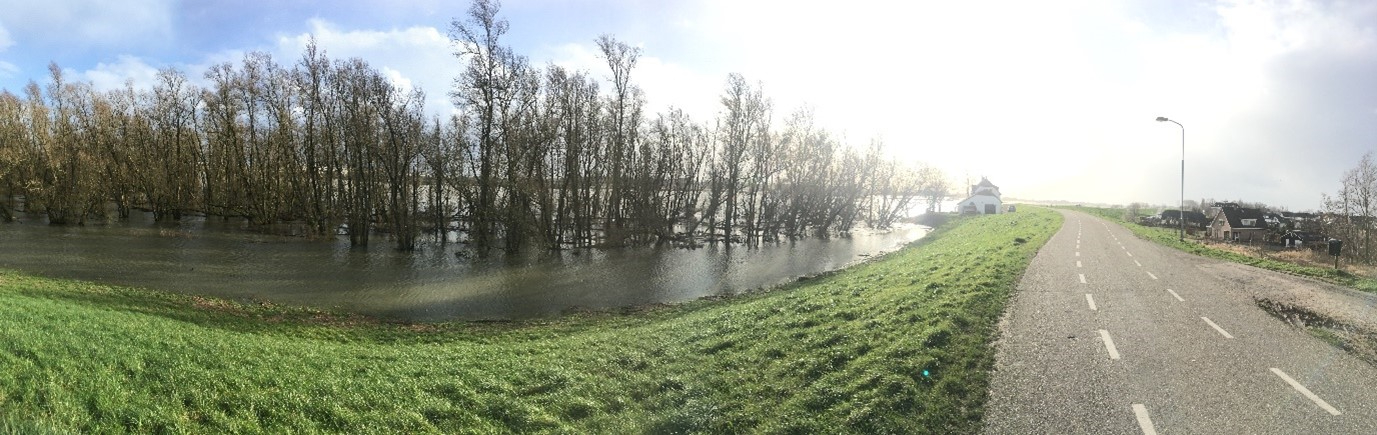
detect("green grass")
(1064, 205), (1377, 293)
(0, 208), (1061, 434)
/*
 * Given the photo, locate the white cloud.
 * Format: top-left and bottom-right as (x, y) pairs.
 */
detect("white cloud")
(1217, 0), (1377, 57)
(622, 0), (1377, 209)
(2, 0), (173, 48)
(547, 42), (602, 75)
(276, 19), (460, 118)
(381, 67), (415, 94)
(0, 20), (13, 51)
(73, 55), (160, 92)
(0, 61), (17, 80)
(547, 41), (721, 123)
(634, 55), (722, 122)
(0, 20), (15, 80)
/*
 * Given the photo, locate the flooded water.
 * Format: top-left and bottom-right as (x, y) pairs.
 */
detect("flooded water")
(0, 212), (928, 321)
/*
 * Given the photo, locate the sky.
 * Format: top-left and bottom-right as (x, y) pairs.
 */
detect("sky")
(1, 0), (1375, 211)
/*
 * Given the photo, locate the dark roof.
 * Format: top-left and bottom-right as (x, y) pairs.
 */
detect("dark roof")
(1280, 212), (1317, 219)
(1160, 209), (1208, 223)
(1217, 207), (1267, 229)
(1282, 230), (1327, 242)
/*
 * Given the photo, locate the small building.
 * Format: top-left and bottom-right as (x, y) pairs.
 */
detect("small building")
(957, 177), (1002, 215)
(1209, 206), (1267, 242)
(1281, 230), (1326, 249)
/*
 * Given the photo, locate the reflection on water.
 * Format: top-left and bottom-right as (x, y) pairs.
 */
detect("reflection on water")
(0, 212), (928, 321)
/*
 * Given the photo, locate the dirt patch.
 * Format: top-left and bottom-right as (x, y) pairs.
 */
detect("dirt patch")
(1196, 262), (1377, 366)
(1199, 262), (1377, 330)
(190, 295), (251, 315)
(1255, 297), (1377, 367)
(188, 295), (393, 329)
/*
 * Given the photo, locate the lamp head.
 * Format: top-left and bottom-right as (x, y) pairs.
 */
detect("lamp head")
(1156, 116), (1169, 122)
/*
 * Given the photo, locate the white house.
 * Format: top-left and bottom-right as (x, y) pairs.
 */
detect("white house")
(957, 177), (1002, 215)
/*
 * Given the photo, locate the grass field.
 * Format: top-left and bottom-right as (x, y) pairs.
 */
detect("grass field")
(0, 207), (1061, 434)
(1065, 205), (1377, 294)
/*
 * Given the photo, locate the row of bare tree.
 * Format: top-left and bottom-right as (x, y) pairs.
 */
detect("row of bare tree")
(0, 0), (950, 253)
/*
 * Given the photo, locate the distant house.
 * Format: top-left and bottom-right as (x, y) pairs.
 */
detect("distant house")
(957, 177), (1002, 215)
(1159, 209), (1208, 229)
(1280, 212), (1320, 231)
(1209, 206), (1267, 242)
(1262, 212), (1293, 231)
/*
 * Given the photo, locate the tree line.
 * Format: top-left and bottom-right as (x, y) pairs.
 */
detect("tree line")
(0, 0), (949, 253)
(1322, 152), (1377, 263)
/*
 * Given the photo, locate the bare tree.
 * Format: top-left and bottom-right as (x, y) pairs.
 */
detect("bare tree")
(919, 165), (951, 213)
(144, 68), (203, 221)
(716, 73), (770, 242)
(596, 34), (641, 245)
(450, 0), (519, 251)
(0, 1), (956, 258)
(1323, 152), (1377, 262)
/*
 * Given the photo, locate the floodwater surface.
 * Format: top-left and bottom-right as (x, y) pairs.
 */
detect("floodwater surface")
(0, 213), (928, 321)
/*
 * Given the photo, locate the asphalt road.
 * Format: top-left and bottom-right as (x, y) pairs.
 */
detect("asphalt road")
(983, 209), (1377, 434)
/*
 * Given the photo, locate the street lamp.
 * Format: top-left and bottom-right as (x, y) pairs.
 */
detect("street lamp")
(1156, 116), (1184, 241)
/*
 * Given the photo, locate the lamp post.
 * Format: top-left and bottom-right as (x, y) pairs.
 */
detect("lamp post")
(1156, 116), (1184, 241)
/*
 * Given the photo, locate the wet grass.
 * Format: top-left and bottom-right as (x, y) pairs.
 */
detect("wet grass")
(0, 207), (1061, 433)
(1065, 206), (1377, 294)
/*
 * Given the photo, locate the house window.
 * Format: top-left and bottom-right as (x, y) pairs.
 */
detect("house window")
(1241, 219), (1256, 227)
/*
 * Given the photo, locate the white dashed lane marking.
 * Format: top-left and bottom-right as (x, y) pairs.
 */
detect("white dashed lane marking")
(1079, 274), (1087, 284)
(1132, 404), (1158, 435)
(1146, 271), (1158, 280)
(1086, 294), (1097, 310)
(1270, 368), (1342, 416)
(1201, 317), (1235, 339)
(1133, 260), (1142, 267)
(1166, 289), (1185, 301)
(1099, 330), (1121, 360)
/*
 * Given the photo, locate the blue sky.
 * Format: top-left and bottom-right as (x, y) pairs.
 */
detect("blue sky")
(2, 0), (1376, 211)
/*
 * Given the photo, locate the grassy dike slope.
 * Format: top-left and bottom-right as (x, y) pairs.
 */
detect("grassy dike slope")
(0, 208), (1060, 434)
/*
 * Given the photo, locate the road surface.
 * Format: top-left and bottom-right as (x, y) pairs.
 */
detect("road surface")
(983, 209), (1377, 434)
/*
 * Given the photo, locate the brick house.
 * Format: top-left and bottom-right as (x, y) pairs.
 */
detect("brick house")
(1209, 206), (1267, 242)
